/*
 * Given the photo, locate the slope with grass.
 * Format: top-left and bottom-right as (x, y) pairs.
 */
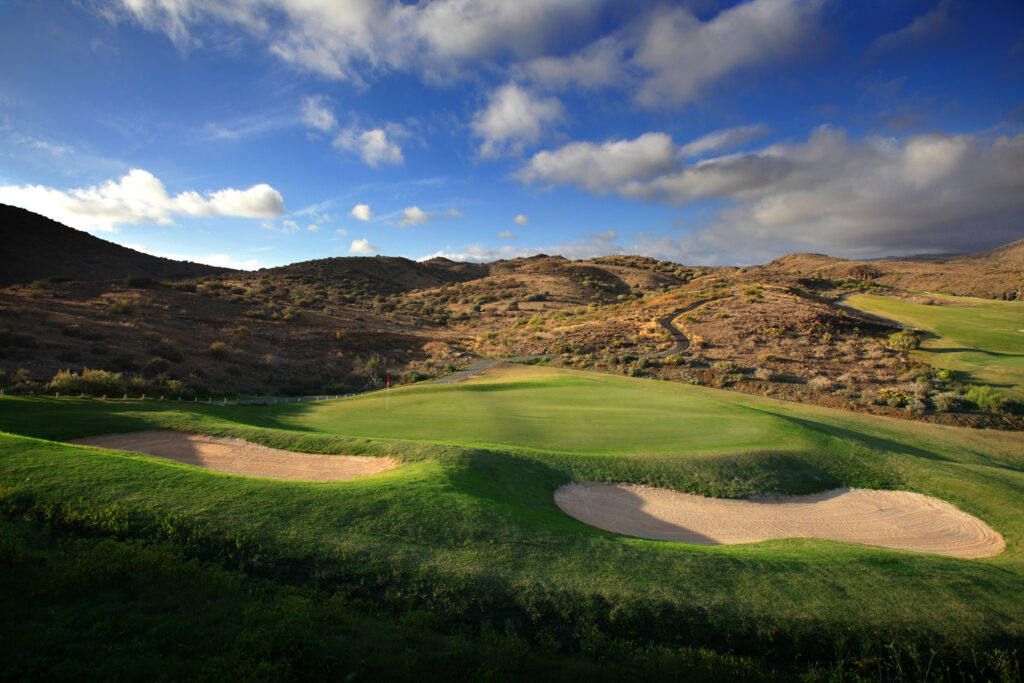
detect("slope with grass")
(844, 293), (1024, 400)
(1, 364), (1023, 679)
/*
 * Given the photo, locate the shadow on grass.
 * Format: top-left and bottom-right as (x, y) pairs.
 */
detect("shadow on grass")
(765, 412), (950, 463)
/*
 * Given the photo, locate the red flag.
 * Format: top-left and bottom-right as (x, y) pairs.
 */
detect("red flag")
(386, 376), (391, 387)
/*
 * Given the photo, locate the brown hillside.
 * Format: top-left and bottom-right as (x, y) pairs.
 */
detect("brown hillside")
(0, 203), (228, 286)
(756, 243), (1024, 300)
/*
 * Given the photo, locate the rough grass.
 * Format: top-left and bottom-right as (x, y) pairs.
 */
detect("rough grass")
(1, 364), (1022, 679)
(844, 293), (1024, 400)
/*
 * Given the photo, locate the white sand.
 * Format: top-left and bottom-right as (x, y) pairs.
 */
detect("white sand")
(69, 431), (396, 481)
(555, 482), (1004, 558)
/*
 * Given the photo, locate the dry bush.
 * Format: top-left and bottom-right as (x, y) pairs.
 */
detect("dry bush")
(807, 375), (835, 392)
(865, 345), (887, 360)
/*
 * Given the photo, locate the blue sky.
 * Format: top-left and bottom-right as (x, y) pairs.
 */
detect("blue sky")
(1, 0), (1022, 269)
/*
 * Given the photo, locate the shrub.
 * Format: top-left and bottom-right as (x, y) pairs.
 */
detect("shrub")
(966, 385), (1005, 413)
(208, 341), (230, 359)
(145, 357), (171, 375)
(758, 353), (778, 363)
(877, 388), (912, 407)
(933, 392), (964, 413)
(905, 398), (928, 415)
(754, 367), (775, 381)
(712, 360), (741, 374)
(123, 275), (153, 288)
(888, 329), (922, 353)
(47, 368), (124, 395)
(807, 375), (834, 392)
(109, 299), (140, 315)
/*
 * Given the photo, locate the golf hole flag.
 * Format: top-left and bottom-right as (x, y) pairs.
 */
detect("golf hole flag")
(387, 377), (391, 387)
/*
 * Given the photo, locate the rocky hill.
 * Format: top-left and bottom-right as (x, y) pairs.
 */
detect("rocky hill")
(755, 243), (1024, 300)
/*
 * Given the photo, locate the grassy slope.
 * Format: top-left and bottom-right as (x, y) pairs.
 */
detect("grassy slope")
(844, 293), (1024, 399)
(1, 365), (1023, 677)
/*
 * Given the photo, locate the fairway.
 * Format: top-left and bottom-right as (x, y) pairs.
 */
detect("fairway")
(2, 364), (1023, 679)
(844, 293), (1024, 399)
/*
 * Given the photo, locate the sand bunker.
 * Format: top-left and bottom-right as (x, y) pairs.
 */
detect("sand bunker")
(69, 431), (396, 481)
(556, 483), (1004, 558)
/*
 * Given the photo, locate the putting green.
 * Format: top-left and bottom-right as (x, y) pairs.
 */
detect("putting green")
(246, 365), (803, 455)
(844, 293), (1024, 399)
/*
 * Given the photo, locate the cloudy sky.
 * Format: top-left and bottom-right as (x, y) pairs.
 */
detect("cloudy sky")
(1, 0), (1022, 268)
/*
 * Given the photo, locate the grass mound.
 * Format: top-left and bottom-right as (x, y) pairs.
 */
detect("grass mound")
(1, 364), (1022, 679)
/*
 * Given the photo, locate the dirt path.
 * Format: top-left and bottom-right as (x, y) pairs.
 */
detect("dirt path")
(69, 431), (397, 481)
(556, 483), (1004, 558)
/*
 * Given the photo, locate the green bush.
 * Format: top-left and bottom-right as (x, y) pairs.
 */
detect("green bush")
(888, 329), (922, 353)
(47, 368), (125, 395)
(877, 388), (912, 407)
(965, 385), (1005, 413)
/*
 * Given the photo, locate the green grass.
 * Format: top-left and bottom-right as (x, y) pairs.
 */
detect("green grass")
(844, 293), (1024, 400)
(2, 364), (1023, 679)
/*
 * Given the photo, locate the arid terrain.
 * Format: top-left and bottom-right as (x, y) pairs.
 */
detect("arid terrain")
(3, 205), (1021, 428)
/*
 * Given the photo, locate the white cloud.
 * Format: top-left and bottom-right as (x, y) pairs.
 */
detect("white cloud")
(513, 214), (530, 225)
(447, 208), (464, 218)
(0, 168), (285, 232)
(335, 228), (349, 236)
(333, 126), (404, 166)
(124, 243), (266, 270)
(349, 203), (374, 221)
(280, 219), (301, 234)
(498, 230), (517, 239)
(106, 0), (608, 84)
(518, 35), (626, 90)
(349, 238), (380, 255)
(633, 0), (823, 107)
(306, 224), (319, 231)
(471, 83), (563, 159)
(519, 125), (1024, 261)
(679, 124), (771, 158)
(301, 95), (338, 132)
(517, 132), (677, 193)
(398, 206), (430, 226)
(104, 1), (829, 116)
(421, 230), (622, 263)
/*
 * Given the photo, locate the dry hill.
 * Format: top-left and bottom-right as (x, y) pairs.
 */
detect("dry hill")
(0, 204), (228, 286)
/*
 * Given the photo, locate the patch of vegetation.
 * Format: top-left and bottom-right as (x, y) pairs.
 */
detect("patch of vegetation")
(1, 366), (1022, 679)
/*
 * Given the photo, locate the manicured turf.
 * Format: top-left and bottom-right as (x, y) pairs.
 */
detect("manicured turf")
(2, 364), (1022, 679)
(844, 293), (1024, 399)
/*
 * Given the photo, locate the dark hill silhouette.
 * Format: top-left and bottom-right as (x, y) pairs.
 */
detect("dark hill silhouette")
(1, 204), (228, 286)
